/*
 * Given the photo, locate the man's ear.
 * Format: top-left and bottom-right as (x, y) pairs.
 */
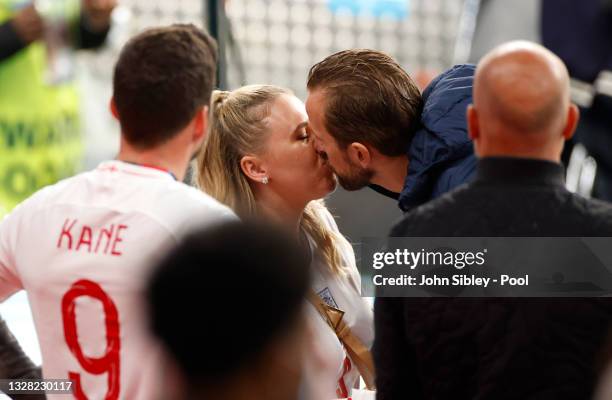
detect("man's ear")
(347, 142), (371, 168)
(467, 104), (479, 141)
(110, 97), (119, 120)
(240, 155), (268, 184)
(193, 106), (208, 145)
(562, 103), (579, 141)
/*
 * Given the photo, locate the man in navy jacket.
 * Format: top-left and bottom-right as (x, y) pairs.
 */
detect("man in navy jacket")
(306, 49), (476, 212)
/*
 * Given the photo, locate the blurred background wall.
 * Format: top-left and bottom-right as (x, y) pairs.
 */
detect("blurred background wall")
(81, 0), (467, 243)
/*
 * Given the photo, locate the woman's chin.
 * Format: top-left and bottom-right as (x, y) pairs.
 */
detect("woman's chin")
(308, 176), (338, 201)
(321, 175), (338, 198)
(327, 175), (338, 194)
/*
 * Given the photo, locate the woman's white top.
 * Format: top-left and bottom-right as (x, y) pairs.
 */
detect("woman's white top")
(303, 208), (374, 399)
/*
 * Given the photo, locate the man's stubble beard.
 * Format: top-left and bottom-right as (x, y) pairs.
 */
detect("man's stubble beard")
(318, 149), (374, 191)
(333, 162), (374, 191)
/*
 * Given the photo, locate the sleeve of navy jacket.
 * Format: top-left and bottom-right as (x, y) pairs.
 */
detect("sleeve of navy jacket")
(398, 64), (478, 212)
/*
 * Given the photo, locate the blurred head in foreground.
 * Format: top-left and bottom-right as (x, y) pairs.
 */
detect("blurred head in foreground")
(147, 221), (310, 400)
(468, 40), (579, 162)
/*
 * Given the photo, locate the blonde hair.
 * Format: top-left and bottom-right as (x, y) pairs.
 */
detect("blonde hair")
(197, 84), (349, 275)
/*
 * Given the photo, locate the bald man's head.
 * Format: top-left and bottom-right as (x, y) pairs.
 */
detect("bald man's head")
(468, 41), (579, 161)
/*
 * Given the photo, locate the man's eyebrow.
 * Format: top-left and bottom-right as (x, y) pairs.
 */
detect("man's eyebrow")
(306, 123), (318, 136)
(293, 121), (308, 134)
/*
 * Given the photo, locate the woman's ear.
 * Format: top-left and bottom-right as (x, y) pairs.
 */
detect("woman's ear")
(347, 142), (372, 169)
(240, 155), (269, 184)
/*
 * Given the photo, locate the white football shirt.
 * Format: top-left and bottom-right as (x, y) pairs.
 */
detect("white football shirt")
(0, 160), (236, 400)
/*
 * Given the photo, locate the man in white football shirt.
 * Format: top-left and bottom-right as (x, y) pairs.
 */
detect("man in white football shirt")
(0, 24), (235, 399)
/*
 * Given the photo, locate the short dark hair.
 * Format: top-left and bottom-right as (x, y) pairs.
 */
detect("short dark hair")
(307, 49), (423, 156)
(113, 24), (218, 149)
(146, 221), (310, 388)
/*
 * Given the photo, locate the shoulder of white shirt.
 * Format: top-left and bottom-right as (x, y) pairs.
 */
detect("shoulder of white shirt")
(2, 166), (237, 225)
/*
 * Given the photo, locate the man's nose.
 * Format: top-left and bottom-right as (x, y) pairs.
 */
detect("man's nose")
(311, 137), (322, 153)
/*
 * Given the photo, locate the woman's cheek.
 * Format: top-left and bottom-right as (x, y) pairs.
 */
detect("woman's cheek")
(305, 143), (320, 165)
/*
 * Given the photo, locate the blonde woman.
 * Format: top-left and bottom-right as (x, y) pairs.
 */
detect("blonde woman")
(196, 85), (374, 398)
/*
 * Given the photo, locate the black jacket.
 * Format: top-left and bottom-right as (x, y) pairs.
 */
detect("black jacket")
(0, 316), (43, 400)
(375, 157), (612, 400)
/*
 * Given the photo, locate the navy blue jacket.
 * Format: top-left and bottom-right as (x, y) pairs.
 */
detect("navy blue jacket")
(397, 64), (478, 212)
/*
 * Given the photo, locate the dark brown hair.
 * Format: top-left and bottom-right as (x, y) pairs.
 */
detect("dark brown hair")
(113, 24), (218, 149)
(307, 49), (423, 156)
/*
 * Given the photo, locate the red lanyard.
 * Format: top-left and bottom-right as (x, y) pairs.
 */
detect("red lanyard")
(123, 161), (177, 181)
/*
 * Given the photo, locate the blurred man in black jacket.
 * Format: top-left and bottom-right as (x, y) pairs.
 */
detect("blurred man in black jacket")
(375, 41), (612, 399)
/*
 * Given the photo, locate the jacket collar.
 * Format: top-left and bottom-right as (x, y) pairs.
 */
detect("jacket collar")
(475, 157), (565, 186)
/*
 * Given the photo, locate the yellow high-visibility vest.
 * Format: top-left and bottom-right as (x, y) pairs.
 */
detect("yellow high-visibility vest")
(0, 0), (82, 218)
